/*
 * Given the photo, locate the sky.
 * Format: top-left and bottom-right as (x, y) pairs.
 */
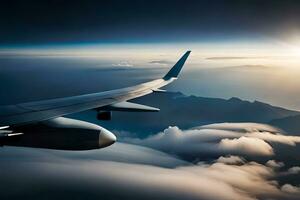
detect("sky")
(2, 43), (300, 110)
(1, 0), (300, 45)
(2, 0), (300, 109)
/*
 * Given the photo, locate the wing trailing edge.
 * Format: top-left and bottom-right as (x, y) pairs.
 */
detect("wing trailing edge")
(0, 51), (190, 126)
(103, 101), (159, 112)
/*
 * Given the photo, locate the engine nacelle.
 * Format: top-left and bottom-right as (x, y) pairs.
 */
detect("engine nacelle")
(2, 117), (116, 150)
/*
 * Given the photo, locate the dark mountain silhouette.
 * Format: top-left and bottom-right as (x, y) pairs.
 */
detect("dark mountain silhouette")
(70, 92), (299, 137)
(270, 114), (300, 135)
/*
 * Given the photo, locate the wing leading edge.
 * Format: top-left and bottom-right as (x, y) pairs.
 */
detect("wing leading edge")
(0, 51), (191, 126)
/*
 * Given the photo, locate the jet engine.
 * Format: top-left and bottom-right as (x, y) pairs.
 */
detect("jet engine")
(1, 117), (116, 150)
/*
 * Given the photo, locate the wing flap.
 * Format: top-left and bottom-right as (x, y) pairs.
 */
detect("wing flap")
(103, 101), (159, 112)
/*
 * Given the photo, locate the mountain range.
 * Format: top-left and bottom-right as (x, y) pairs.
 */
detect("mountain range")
(69, 92), (300, 137)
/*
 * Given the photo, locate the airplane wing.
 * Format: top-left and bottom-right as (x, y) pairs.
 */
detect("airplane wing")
(0, 51), (191, 127)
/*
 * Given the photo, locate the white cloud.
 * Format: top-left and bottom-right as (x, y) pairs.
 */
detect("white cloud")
(219, 137), (274, 156)
(112, 61), (133, 67)
(216, 156), (246, 165)
(199, 122), (282, 133)
(183, 162), (281, 198)
(287, 166), (300, 174)
(125, 123), (300, 158)
(244, 132), (300, 146)
(281, 184), (300, 194)
(149, 60), (172, 65)
(0, 147), (285, 200)
(1, 122), (300, 200)
(266, 160), (285, 169)
(0, 142), (187, 168)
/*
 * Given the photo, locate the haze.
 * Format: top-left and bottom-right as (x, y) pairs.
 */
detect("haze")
(2, 41), (300, 110)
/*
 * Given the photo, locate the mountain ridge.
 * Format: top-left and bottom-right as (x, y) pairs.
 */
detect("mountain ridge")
(70, 92), (299, 137)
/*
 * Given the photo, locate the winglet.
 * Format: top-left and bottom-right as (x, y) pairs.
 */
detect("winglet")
(163, 51), (191, 80)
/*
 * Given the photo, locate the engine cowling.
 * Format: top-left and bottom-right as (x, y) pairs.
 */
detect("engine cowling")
(2, 117), (116, 150)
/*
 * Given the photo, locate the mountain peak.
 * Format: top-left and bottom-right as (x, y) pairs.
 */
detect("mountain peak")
(228, 97), (243, 102)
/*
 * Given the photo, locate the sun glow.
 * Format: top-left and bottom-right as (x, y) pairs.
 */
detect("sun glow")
(289, 46), (300, 56)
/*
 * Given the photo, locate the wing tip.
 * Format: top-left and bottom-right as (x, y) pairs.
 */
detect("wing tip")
(163, 50), (191, 80)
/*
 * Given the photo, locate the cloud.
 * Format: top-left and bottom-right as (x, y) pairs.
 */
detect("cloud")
(1, 161), (245, 200)
(219, 137), (274, 156)
(0, 146), (288, 200)
(244, 132), (300, 146)
(287, 166), (300, 174)
(1, 122), (300, 200)
(206, 56), (263, 60)
(216, 156), (246, 165)
(112, 61), (133, 67)
(125, 123), (300, 160)
(200, 122), (282, 133)
(0, 142), (187, 168)
(266, 160), (285, 169)
(281, 184), (300, 194)
(149, 60), (172, 65)
(190, 162), (281, 198)
(201, 123), (299, 145)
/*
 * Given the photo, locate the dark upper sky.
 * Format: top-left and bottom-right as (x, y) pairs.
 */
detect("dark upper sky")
(1, 0), (300, 45)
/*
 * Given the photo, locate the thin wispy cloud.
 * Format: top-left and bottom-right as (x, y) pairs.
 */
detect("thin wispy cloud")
(112, 61), (133, 67)
(206, 56), (266, 60)
(149, 60), (173, 65)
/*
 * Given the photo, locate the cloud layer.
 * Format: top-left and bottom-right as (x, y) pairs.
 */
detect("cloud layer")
(1, 123), (300, 200)
(125, 123), (300, 159)
(0, 147), (287, 200)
